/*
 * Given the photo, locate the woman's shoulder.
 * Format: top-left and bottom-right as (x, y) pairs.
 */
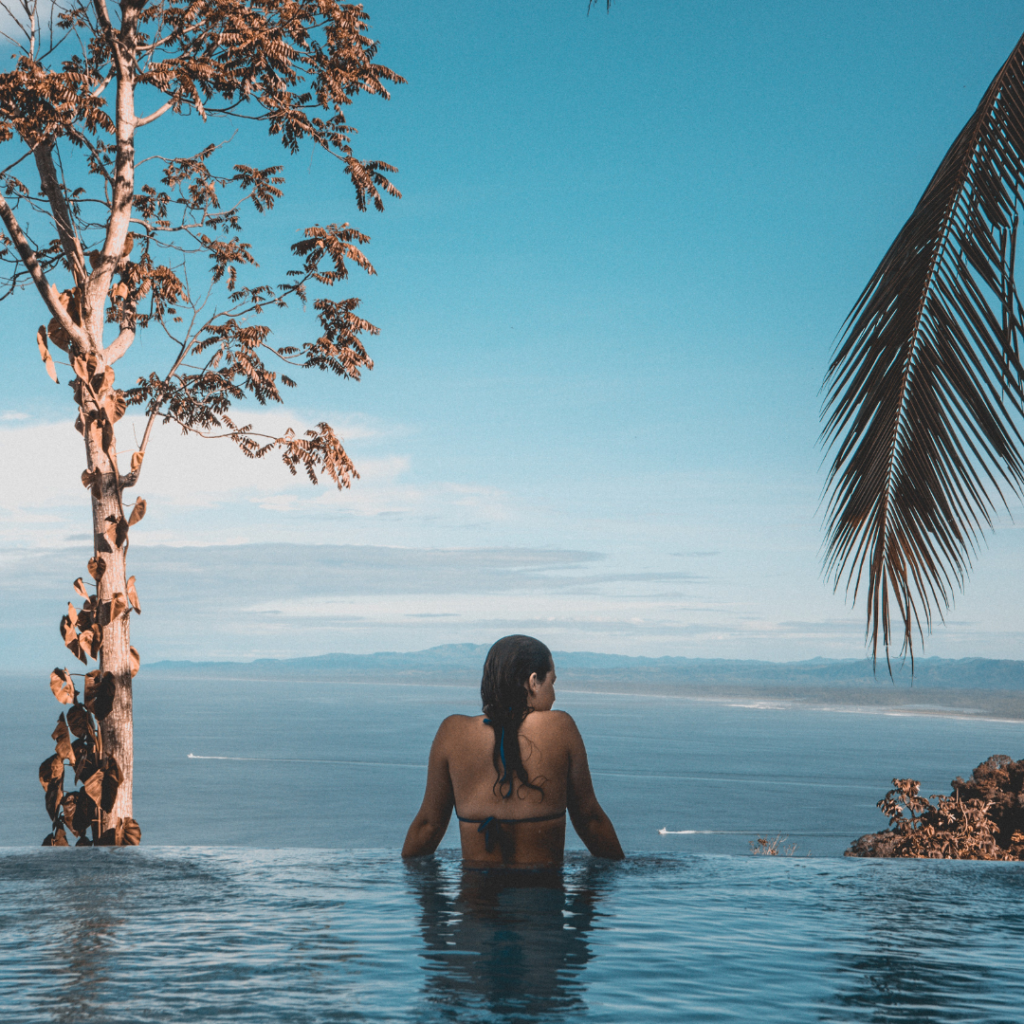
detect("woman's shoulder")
(435, 713), (486, 735)
(523, 709), (580, 735)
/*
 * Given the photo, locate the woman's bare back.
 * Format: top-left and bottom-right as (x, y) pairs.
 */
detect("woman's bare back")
(403, 706), (623, 867)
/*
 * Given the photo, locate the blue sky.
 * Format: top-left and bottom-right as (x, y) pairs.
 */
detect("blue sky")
(2, 1), (1023, 665)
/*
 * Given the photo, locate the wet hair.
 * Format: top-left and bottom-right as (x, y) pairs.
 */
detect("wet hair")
(480, 635), (553, 800)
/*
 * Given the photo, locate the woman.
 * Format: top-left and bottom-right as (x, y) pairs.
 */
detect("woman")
(402, 635), (624, 867)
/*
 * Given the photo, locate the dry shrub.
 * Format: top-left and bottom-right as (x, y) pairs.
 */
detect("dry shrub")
(750, 835), (796, 856)
(847, 755), (1024, 860)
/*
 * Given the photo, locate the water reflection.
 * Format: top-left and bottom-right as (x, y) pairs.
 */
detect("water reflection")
(407, 857), (605, 1020)
(16, 855), (127, 1024)
(827, 865), (1024, 1023)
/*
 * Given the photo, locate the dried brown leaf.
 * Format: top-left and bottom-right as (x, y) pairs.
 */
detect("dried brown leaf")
(50, 668), (75, 705)
(39, 754), (64, 790)
(73, 750), (98, 786)
(87, 557), (105, 581)
(73, 577), (89, 597)
(129, 647), (140, 678)
(85, 672), (115, 720)
(45, 778), (63, 820)
(51, 715), (74, 763)
(128, 499), (146, 527)
(103, 391), (126, 423)
(126, 576), (141, 613)
(100, 771), (119, 813)
(67, 702), (92, 739)
(37, 326), (58, 384)
(107, 593), (128, 621)
(120, 818), (142, 846)
(93, 367), (115, 396)
(61, 791), (91, 838)
(82, 770), (103, 806)
(130, 450), (144, 475)
(42, 826), (69, 847)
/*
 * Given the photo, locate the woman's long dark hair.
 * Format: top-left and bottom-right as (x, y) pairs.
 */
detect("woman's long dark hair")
(480, 635), (553, 800)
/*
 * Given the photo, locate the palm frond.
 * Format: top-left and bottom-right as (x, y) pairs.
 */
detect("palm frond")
(821, 32), (1024, 669)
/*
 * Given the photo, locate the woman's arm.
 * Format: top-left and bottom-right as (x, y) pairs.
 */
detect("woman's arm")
(563, 714), (624, 860)
(401, 718), (456, 859)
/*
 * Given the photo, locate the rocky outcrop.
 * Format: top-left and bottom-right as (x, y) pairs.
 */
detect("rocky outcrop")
(847, 755), (1024, 860)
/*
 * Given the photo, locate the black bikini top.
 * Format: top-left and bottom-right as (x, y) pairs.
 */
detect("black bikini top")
(456, 810), (566, 853)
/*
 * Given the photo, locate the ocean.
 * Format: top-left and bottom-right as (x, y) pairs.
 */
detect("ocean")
(2, 674), (1023, 1021)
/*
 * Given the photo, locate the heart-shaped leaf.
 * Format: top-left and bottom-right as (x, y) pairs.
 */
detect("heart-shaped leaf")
(87, 556), (105, 581)
(119, 818), (142, 846)
(45, 779), (64, 820)
(68, 790), (97, 837)
(93, 367), (115, 395)
(126, 576), (140, 613)
(96, 825), (117, 846)
(130, 450), (144, 475)
(52, 715), (74, 763)
(37, 326), (58, 384)
(129, 647), (140, 678)
(50, 668), (75, 705)
(85, 672), (115, 721)
(74, 751), (98, 786)
(82, 770), (103, 806)
(39, 754), (64, 790)
(42, 827), (69, 847)
(100, 769), (120, 813)
(103, 391), (126, 423)
(61, 790), (84, 839)
(67, 703), (93, 739)
(109, 593), (128, 620)
(128, 499), (146, 527)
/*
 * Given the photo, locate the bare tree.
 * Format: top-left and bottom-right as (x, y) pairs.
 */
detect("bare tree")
(821, 31), (1024, 671)
(1, 0), (401, 844)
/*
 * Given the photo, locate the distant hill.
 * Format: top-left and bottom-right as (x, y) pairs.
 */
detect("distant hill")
(146, 644), (1024, 691)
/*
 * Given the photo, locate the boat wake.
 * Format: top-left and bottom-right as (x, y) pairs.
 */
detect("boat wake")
(186, 752), (424, 769)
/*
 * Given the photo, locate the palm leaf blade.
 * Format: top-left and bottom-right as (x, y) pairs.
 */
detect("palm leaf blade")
(821, 33), (1024, 666)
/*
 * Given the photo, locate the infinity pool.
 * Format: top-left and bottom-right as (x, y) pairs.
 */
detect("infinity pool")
(2, 848), (1022, 1023)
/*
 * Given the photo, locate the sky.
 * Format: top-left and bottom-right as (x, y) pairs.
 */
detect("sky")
(2, 1), (1023, 667)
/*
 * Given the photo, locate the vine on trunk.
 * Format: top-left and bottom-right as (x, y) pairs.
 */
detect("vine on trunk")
(1, 1), (402, 839)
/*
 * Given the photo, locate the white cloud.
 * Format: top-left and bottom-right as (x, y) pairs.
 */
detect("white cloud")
(0, 413), (517, 547)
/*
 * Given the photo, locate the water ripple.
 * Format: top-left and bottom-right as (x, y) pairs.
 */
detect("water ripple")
(1, 849), (1022, 1023)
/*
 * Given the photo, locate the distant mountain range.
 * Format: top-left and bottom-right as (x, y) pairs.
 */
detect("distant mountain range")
(147, 644), (1024, 691)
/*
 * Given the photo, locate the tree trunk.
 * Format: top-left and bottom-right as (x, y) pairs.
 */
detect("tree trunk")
(84, 360), (133, 824)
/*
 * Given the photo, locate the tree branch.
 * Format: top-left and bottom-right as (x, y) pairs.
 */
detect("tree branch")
(105, 325), (135, 362)
(0, 190), (84, 343)
(134, 100), (174, 128)
(34, 141), (87, 284)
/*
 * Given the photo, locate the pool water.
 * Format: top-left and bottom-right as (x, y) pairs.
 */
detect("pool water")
(4, 676), (1024, 1020)
(1, 847), (1022, 1023)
